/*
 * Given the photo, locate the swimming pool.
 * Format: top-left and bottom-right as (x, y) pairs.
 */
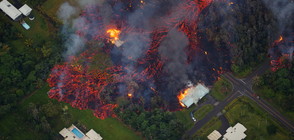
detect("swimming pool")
(21, 22), (30, 30)
(71, 128), (84, 138)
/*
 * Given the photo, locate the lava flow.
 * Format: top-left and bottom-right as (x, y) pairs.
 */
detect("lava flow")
(47, 0), (230, 119)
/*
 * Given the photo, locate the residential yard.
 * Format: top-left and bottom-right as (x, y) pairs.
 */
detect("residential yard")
(224, 97), (292, 140)
(210, 77), (232, 101)
(0, 85), (142, 140)
(42, 0), (69, 18)
(193, 117), (222, 139)
(175, 105), (197, 129)
(193, 104), (214, 121)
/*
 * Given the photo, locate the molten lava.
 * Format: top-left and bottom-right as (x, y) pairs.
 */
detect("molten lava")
(47, 0), (221, 119)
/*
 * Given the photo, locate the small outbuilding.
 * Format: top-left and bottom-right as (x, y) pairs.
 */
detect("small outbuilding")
(18, 4), (32, 16)
(207, 130), (222, 140)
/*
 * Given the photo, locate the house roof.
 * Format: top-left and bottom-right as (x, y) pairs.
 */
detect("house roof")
(207, 130), (222, 140)
(223, 123), (247, 140)
(0, 0), (21, 20)
(60, 125), (103, 140)
(181, 83), (209, 108)
(85, 129), (103, 140)
(19, 4), (32, 16)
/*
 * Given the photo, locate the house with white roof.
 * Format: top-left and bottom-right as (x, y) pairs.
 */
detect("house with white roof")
(0, 0), (22, 20)
(180, 83), (210, 108)
(60, 124), (103, 140)
(222, 123), (247, 140)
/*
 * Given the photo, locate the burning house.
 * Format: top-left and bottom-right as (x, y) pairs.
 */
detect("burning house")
(178, 83), (209, 108)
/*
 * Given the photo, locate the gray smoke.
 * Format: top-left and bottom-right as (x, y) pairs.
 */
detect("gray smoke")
(159, 29), (189, 91)
(57, 0), (113, 59)
(262, 0), (294, 59)
(57, 2), (78, 24)
(261, 0), (294, 33)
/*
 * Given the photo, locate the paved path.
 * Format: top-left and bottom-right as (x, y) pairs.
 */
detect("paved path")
(184, 60), (294, 138)
(218, 115), (230, 134)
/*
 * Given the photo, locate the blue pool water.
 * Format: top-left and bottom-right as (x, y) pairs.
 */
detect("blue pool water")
(21, 22), (30, 30)
(71, 128), (84, 138)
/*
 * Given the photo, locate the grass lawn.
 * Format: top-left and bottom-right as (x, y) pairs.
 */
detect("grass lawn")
(193, 117), (222, 139)
(42, 0), (69, 18)
(193, 104), (214, 121)
(0, 85), (142, 140)
(175, 105), (197, 129)
(233, 67), (253, 78)
(224, 97), (292, 140)
(210, 77), (232, 101)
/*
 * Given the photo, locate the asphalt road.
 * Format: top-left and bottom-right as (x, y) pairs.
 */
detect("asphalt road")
(184, 60), (294, 138)
(223, 72), (294, 132)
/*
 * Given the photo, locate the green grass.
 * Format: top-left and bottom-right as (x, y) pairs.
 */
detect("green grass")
(234, 67), (253, 78)
(193, 104), (213, 121)
(42, 0), (69, 18)
(210, 77), (233, 101)
(175, 105), (197, 129)
(0, 85), (142, 140)
(193, 117), (222, 139)
(224, 97), (292, 140)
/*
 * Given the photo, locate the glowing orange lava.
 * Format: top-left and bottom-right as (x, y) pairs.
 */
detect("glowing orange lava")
(107, 29), (121, 44)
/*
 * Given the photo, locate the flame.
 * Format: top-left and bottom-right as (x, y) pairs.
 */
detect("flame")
(278, 36), (283, 42)
(127, 93), (132, 97)
(107, 29), (121, 44)
(229, 2), (234, 5)
(177, 88), (190, 107)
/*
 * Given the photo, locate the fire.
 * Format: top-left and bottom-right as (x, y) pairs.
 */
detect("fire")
(127, 93), (133, 97)
(278, 36), (283, 42)
(177, 88), (190, 107)
(229, 2), (234, 5)
(107, 29), (120, 44)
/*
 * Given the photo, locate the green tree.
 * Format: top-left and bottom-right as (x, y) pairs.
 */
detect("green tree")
(267, 124), (277, 135)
